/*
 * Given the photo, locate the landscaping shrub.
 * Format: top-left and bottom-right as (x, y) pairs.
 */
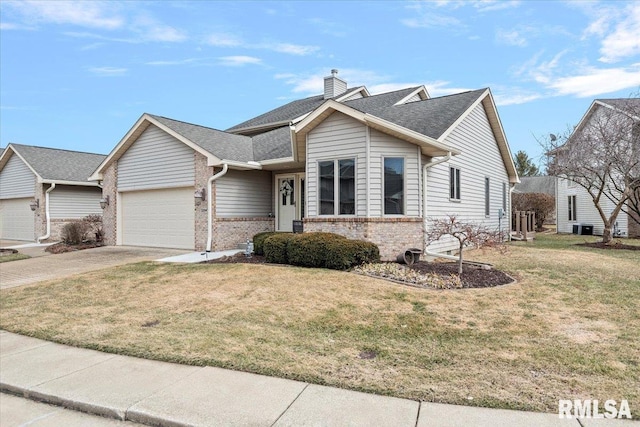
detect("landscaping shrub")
(263, 233), (295, 264)
(287, 232), (346, 268)
(61, 221), (90, 245)
(253, 231), (284, 256)
(263, 232), (379, 270)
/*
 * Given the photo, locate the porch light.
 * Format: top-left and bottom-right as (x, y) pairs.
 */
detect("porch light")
(194, 188), (206, 201)
(99, 196), (110, 209)
(29, 199), (39, 211)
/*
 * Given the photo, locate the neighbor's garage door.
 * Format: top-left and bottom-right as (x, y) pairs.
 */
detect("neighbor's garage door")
(120, 188), (194, 249)
(0, 198), (35, 241)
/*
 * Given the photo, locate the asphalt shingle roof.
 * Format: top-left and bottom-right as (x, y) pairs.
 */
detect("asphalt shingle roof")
(146, 87), (487, 163)
(149, 114), (254, 163)
(349, 89), (486, 140)
(9, 144), (106, 183)
(513, 176), (556, 196)
(252, 126), (292, 161)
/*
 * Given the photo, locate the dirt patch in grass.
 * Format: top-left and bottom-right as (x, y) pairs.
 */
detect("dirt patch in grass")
(45, 241), (104, 254)
(206, 253), (267, 264)
(577, 241), (640, 251)
(1, 235), (638, 415)
(409, 262), (513, 288)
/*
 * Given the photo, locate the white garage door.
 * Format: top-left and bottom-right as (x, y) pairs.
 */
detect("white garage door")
(0, 198), (35, 241)
(120, 188), (194, 249)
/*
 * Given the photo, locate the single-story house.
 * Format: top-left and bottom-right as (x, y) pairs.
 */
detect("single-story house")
(90, 70), (519, 259)
(513, 176), (557, 224)
(0, 144), (106, 242)
(555, 99), (640, 238)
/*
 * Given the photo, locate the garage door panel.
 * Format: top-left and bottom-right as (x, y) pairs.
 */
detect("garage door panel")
(120, 188), (194, 249)
(0, 198), (35, 241)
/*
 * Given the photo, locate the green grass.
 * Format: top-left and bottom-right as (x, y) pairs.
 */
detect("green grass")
(0, 253), (31, 263)
(0, 234), (638, 415)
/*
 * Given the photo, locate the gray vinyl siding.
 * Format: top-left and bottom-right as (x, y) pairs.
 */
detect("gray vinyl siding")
(369, 129), (421, 217)
(404, 93), (422, 103)
(49, 185), (103, 219)
(342, 91), (364, 101)
(118, 125), (195, 191)
(307, 112), (367, 217)
(216, 169), (273, 217)
(0, 153), (36, 199)
(425, 102), (510, 253)
(556, 177), (628, 236)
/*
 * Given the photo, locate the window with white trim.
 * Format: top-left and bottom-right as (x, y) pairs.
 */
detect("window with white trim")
(485, 177), (490, 217)
(318, 159), (355, 215)
(384, 157), (404, 215)
(568, 195), (577, 221)
(449, 167), (461, 201)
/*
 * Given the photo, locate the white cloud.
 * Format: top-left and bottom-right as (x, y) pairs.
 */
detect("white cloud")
(145, 58), (200, 66)
(218, 56), (262, 67)
(401, 0), (520, 29)
(0, 22), (35, 30)
(471, 0), (520, 12)
(265, 43), (319, 56)
(492, 89), (542, 106)
(496, 28), (528, 47)
(88, 66), (127, 77)
(423, 81), (473, 97)
(133, 16), (186, 42)
(598, 3), (640, 63)
(205, 32), (243, 47)
(4, 0), (123, 29)
(548, 65), (640, 97)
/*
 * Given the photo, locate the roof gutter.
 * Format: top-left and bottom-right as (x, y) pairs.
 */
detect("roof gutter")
(422, 153), (460, 261)
(206, 163), (228, 252)
(37, 182), (56, 243)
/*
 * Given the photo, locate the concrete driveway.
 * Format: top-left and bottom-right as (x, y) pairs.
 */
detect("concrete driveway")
(0, 246), (188, 289)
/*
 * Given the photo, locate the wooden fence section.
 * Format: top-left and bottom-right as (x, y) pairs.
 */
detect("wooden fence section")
(512, 210), (536, 241)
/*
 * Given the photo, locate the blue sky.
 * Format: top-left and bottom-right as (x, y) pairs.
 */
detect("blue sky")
(1, 1), (639, 169)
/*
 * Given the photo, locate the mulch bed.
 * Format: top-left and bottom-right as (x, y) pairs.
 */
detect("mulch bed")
(207, 253), (513, 288)
(576, 241), (640, 251)
(45, 242), (104, 254)
(409, 261), (514, 288)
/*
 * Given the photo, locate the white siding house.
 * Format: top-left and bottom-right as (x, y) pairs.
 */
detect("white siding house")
(91, 70), (518, 259)
(0, 144), (105, 242)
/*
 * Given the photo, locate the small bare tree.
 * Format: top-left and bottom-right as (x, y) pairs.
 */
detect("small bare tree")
(427, 215), (505, 275)
(544, 96), (640, 243)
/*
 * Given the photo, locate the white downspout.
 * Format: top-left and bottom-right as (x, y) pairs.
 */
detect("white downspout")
(422, 153), (460, 261)
(206, 163), (228, 252)
(37, 182), (56, 243)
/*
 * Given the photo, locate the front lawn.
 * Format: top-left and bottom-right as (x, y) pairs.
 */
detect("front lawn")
(0, 233), (638, 414)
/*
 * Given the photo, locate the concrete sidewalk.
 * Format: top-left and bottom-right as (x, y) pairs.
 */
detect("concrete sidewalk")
(1, 332), (625, 427)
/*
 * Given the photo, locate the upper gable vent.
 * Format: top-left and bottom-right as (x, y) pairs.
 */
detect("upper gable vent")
(324, 69), (347, 99)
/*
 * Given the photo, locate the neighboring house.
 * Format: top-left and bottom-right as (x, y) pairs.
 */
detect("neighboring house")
(90, 70), (519, 259)
(555, 99), (640, 238)
(513, 176), (557, 224)
(0, 144), (106, 242)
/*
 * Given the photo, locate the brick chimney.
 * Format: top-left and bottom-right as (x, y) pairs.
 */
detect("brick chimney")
(323, 69), (347, 99)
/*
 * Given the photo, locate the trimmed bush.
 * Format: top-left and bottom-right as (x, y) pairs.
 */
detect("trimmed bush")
(61, 221), (89, 245)
(253, 231), (284, 256)
(287, 232), (346, 268)
(263, 231), (379, 271)
(263, 233), (295, 264)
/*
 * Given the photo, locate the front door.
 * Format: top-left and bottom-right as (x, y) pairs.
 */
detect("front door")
(277, 176), (296, 231)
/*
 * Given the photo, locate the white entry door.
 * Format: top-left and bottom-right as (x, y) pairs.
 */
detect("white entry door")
(277, 176), (296, 231)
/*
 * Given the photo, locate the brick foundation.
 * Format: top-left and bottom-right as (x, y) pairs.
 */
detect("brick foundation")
(303, 217), (424, 261)
(212, 218), (275, 251)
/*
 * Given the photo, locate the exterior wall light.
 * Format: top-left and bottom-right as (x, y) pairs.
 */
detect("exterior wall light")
(29, 199), (39, 211)
(194, 188), (206, 201)
(99, 196), (110, 209)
